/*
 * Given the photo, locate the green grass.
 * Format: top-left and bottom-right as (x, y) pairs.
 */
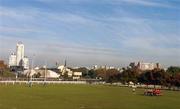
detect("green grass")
(0, 84), (179, 109)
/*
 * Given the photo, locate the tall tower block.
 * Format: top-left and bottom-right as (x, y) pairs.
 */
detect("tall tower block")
(16, 42), (24, 66)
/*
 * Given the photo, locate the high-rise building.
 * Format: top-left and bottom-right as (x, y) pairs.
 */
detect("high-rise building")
(16, 42), (24, 66)
(9, 42), (29, 70)
(9, 53), (17, 67)
(23, 57), (29, 69)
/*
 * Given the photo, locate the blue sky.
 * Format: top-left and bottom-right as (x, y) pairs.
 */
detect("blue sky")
(0, 0), (180, 67)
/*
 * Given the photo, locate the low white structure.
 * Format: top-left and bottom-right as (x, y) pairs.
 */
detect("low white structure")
(23, 57), (29, 69)
(58, 65), (73, 77)
(23, 69), (60, 78)
(23, 69), (37, 76)
(58, 65), (82, 79)
(34, 67), (40, 70)
(74, 72), (82, 76)
(45, 70), (60, 78)
(73, 72), (82, 80)
(58, 65), (65, 72)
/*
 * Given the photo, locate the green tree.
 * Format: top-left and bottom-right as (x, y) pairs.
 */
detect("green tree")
(88, 69), (97, 78)
(167, 66), (180, 76)
(106, 69), (120, 83)
(120, 68), (140, 83)
(96, 68), (106, 80)
(138, 69), (170, 86)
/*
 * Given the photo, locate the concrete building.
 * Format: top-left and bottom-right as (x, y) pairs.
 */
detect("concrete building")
(16, 42), (25, 66)
(57, 65), (82, 79)
(137, 62), (160, 71)
(9, 53), (16, 67)
(73, 72), (82, 80)
(9, 42), (29, 70)
(23, 57), (29, 69)
(58, 65), (73, 77)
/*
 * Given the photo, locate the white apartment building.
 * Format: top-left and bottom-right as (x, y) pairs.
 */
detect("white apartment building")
(16, 42), (25, 66)
(9, 42), (29, 69)
(9, 53), (16, 67)
(23, 57), (29, 69)
(137, 62), (160, 71)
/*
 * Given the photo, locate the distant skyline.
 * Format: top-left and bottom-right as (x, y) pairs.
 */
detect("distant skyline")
(0, 0), (180, 67)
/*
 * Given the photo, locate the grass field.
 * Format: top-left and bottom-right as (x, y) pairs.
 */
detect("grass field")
(0, 84), (179, 109)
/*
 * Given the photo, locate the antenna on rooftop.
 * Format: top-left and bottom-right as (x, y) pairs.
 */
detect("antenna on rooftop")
(64, 59), (67, 67)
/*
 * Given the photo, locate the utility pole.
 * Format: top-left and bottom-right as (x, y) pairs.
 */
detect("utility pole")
(28, 55), (35, 87)
(30, 55), (35, 82)
(64, 59), (67, 74)
(43, 61), (47, 86)
(44, 66), (47, 82)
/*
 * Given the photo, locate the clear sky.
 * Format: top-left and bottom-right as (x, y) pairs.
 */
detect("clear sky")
(0, 0), (180, 67)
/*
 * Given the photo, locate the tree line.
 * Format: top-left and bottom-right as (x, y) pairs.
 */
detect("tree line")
(75, 66), (180, 87)
(0, 64), (180, 87)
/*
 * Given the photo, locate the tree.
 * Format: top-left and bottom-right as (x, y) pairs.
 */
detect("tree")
(88, 69), (97, 78)
(166, 66), (180, 87)
(106, 69), (120, 83)
(152, 69), (168, 85)
(174, 73), (180, 87)
(167, 66), (180, 76)
(138, 69), (170, 86)
(120, 67), (140, 83)
(96, 68), (106, 80)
